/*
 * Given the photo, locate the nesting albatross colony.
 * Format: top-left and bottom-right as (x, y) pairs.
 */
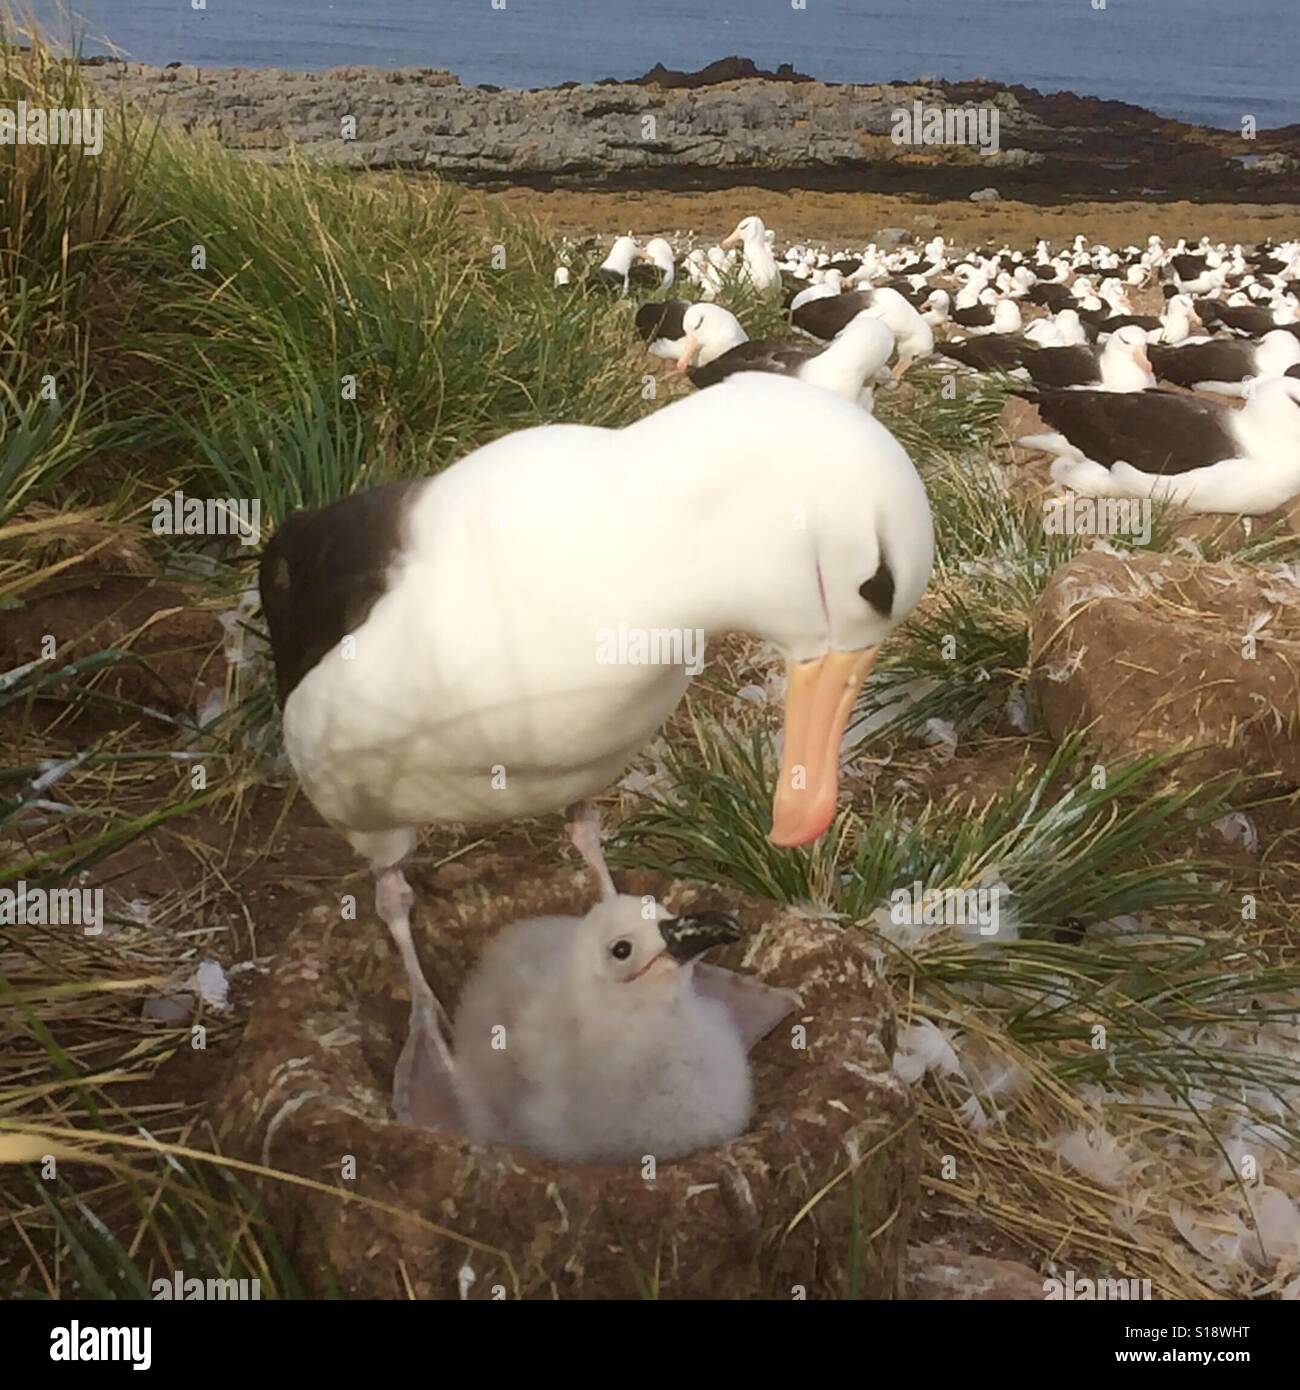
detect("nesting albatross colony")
(2, 13), (1300, 1324)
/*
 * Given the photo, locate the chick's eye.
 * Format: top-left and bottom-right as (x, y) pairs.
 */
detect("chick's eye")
(610, 940), (633, 961)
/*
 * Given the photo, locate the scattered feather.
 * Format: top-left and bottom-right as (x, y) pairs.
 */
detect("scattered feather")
(892, 1018), (963, 1084)
(1052, 1126), (1133, 1189)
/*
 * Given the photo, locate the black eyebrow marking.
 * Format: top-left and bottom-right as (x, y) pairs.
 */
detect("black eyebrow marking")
(859, 554), (895, 618)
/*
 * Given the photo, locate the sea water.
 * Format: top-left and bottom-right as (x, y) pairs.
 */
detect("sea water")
(26, 0), (1300, 131)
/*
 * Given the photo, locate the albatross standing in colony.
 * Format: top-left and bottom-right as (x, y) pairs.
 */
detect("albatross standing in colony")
(258, 376), (934, 1120)
(720, 216), (782, 294)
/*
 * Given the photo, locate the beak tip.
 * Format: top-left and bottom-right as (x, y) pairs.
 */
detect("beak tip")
(661, 911), (744, 961)
(768, 813), (833, 849)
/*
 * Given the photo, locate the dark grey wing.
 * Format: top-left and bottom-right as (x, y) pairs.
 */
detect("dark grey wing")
(1018, 388), (1236, 473)
(1022, 345), (1101, 387)
(882, 278), (929, 306)
(1027, 283), (1074, 311)
(688, 339), (817, 388)
(258, 480), (427, 706)
(952, 304), (994, 328)
(1096, 315), (1161, 334)
(626, 263), (661, 289)
(1149, 341), (1251, 386)
(1172, 254), (1208, 280)
(1217, 306), (1276, 337)
(635, 300), (690, 342)
(791, 290), (874, 340)
(587, 266), (626, 291)
(940, 336), (1031, 370)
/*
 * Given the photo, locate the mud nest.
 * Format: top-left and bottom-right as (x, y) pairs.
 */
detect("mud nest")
(213, 865), (918, 1298)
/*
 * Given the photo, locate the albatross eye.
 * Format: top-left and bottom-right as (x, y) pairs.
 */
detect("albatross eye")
(610, 940), (633, 961)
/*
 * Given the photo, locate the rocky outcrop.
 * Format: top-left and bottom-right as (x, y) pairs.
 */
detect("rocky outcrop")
(620, 57), (816, 88)
(85, 57), (1300, 195)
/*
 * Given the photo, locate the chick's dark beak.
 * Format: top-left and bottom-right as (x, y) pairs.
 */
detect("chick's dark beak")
(660, 911), (743, 963)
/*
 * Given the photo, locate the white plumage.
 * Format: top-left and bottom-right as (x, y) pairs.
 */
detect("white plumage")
(670, 302), (748, 369)
(721, 215), (782, 294)
(859, 287), (935, 377)
(639, 236), (676, 289)
(281, 376), (932, 840)
(797, 313), (896, 410)
(789, 268), (844, 312)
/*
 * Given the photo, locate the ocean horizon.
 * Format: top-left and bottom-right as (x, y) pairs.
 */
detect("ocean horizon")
(23, 0), (1300, 132)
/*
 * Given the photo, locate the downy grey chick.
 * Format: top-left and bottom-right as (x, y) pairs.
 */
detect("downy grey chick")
(451, 895), (768, 1164)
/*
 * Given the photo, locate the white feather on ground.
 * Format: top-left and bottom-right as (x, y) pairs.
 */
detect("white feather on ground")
(892, 1018), (963, 1084)
(1051, 1125), (1135, 1189)
(1213, 811), (1259, 852)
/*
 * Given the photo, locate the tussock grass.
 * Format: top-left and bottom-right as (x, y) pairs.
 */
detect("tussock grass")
(0, 13), (151, 518)
(613, 726), (1231, 930)
(613, 713), (1300, 1295)
(121, 144), (646, 524)
(0, 386), (87, 525)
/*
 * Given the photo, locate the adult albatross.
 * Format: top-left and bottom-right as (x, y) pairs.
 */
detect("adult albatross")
(258, 376), (934, 1116)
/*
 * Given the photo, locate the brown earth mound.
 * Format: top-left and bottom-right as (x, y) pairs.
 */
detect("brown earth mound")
(1030, 552), (1300, 790)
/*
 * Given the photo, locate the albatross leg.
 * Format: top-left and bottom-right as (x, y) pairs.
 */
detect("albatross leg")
(566, 801), (617, 901)
(375, 867), (452, 1038)
(350, 829), (461, 1132)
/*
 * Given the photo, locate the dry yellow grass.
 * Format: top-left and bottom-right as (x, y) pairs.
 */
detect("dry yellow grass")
(485, 186), (1300, 250)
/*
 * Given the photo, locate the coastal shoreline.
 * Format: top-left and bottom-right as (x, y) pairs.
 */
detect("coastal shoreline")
(84, 56), (1300, 202)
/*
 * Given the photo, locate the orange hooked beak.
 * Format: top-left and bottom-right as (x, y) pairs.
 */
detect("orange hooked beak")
(720, 231), (742, 250)
(674, 332), (700, 374)
(770, 648), (879, 847)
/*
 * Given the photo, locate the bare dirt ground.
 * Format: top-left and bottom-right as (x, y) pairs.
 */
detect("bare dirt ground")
(485, 186), (1300, 249)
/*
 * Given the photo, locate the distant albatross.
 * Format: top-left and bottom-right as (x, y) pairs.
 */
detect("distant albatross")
(258, 377), (934, 1119)
(591, 235), (642, 293)
(638, 237), (677, 290)
(1015, 376), (1300, 513)
(1148, 330), (1300, 396)
(682, 312), (897, 411)
(796, 287), (934, 379)
(720, 215), (782, 294)
(635, 300), (746, 365)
